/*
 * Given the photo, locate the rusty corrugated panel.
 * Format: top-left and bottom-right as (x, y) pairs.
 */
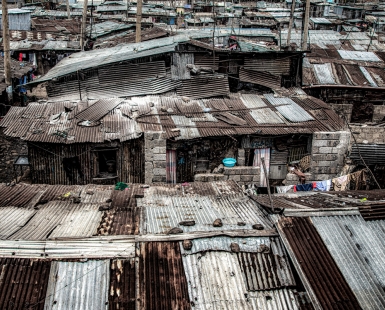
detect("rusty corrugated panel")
(75, 98), (122, 122)
(239, 68), (281, 89)
(109, 259), (136, 310)
(177, 75), (229, 99)
(139, 242), (190, 310)
(45, 260), (110, 310)
(0, 106), (24, 127)
(0, 184), (45, 207)
(277, 217), (362, 310)
(359, 203), (385, 220)
(244, 57), (291, 75)
(0, 258), (51, 310)
(194, 54), (219, 70)
(10, 201), (102, 240)
(98, 186), (143, 235)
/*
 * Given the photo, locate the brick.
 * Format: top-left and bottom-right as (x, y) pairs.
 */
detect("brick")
(153, 154), (166, 161)
(152, 176), (166, 183)
(313, 132), (341, 140)
(237, 158), (245, 166)
(153, 161), (166, 168)
(252, 175), (260, 182)
(228, 175), (241, 182)
(153, 168), (166, 176)
(318, 147), (333, 153)
(238, 148), (245, 157)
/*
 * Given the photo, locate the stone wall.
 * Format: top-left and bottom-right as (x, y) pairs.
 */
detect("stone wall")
(144, 132), (167, 183)
(0, 129), (28, 183)
(310, 131), (350, 181)
(330, 103), (352, 123)
(372, 105), (385, 123)
(350, 126), (385, 144)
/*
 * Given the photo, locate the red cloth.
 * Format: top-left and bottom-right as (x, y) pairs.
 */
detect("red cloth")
(19, 53), (23, 61)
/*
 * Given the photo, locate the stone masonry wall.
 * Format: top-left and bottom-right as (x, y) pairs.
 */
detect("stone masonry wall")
(350, 126), (385, 144)
(373, 105), (385, 123)
(310, 131), (350, 181)
(194, 166), (261, 186)
(144, 132), (167, 183)
(0, 129), (28, 183)
(330, 104), (353, 123)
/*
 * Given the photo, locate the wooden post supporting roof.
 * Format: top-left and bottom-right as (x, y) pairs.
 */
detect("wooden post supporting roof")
(136, 0), (142, 43)
(2, 0), (11, 87)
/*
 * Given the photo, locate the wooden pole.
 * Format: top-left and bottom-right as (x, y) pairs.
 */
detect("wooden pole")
(286, 0), (296, 47)
(80, 0), (88, 51)
(261, 157), (274, 212)
(66, 0), (71, 20)
(136, 0), (142, 43)
(302, 0), (310, 51)
(2, 0), (11, 87)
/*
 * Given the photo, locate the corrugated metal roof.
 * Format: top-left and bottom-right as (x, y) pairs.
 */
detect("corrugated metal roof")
(44, 260), (110, 310)
(338, 50), (382, 62)
(10, 201), (102, 240)
(180, 236), (295, 290)
(350, 144), (385, 165)
(0, 207), (37, 239)
(75, 98), (122, 121)
(139, 195), (273, 234)
(311, 215), (385, 309)
(313, 63), (337, 85)
(0, 258), (51, 310)
(239, 68), (282, 89)
(182, 250), (301, 309)
(264, 94), (314, 123)
(240, 94), (285, 124)
(138, 242), (190, 309)
(177, 74), (230, 99)
(359, 66), (378, 87)
(278, 217), (362, 310)
(109, 259), (136, 309)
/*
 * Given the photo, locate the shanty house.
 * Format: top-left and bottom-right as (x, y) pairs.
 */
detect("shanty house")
(0, 8), (31, 31)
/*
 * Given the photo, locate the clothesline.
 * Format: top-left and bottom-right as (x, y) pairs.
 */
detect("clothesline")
(275, 169), (368, 194)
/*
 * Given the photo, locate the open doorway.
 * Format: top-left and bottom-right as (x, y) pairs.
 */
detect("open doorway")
(95, 149), (117, 180)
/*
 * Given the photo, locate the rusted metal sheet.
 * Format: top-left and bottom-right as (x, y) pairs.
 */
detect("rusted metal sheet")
(0, 258), (51, 310)
(277, 217), (362, 310)
(239, 68), (281, 89)
(311, 215), (385, 309)
(109, 259), (136, 310)
(359, 203), (385, 220)
(244, 57), (291, 75)
(140, 195), (273, 234)
(177, 75), (229, 99)
(10, 201), (102, 240)
(44, 260), (110, 310)
(98, 186), (143, 236)
(0, 184), (45, 207)
(139, 242), (190, 309)
(180, 236), (295, 291)
(75, 98), (123, 122)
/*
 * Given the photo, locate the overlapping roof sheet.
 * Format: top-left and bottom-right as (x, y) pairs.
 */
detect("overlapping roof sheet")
(0, 92), (344, 143)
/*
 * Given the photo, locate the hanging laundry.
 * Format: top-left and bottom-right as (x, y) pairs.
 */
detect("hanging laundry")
(276, 185), (294, 193)
(253, 148), (270, 187)
(294, 183), (314, 192)
(314, 180), (332, 191)
(19, 53), (23, 61)
(332, 175), (350, 191)
(349, 170), (366, 190)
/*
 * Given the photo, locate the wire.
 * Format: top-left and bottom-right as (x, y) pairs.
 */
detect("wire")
(26, 241), (135, 310)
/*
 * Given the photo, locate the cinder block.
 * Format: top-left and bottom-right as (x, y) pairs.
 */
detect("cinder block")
(240, 175), (253, 182)
(318, 147), (333, 154)
(153, 161), (166, 168)
(228, 175), (241, 182)
(152, 176), (166, 183)
(153, 168), (166, 176)
(153, 154), (166, 161)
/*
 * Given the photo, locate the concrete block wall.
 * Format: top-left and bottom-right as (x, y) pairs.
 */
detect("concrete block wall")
(373, 105), (385, 123)
(310, 131), (350, 181)
(144, 132), (167, 183)
(237, 148), (246, 166)
(224, 166), (261, 186)
(350, 126), (385, 144)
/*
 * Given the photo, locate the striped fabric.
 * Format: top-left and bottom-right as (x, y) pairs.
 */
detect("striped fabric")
(166, 150), (177, 184)
(253, 148), (271, 187)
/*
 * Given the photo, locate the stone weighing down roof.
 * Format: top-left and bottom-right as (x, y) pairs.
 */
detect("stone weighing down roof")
(0, 92), (344, 143)
(0, 181), (312, 309)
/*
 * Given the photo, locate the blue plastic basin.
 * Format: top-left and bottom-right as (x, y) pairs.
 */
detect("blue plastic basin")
(223, 158), (237, 167)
